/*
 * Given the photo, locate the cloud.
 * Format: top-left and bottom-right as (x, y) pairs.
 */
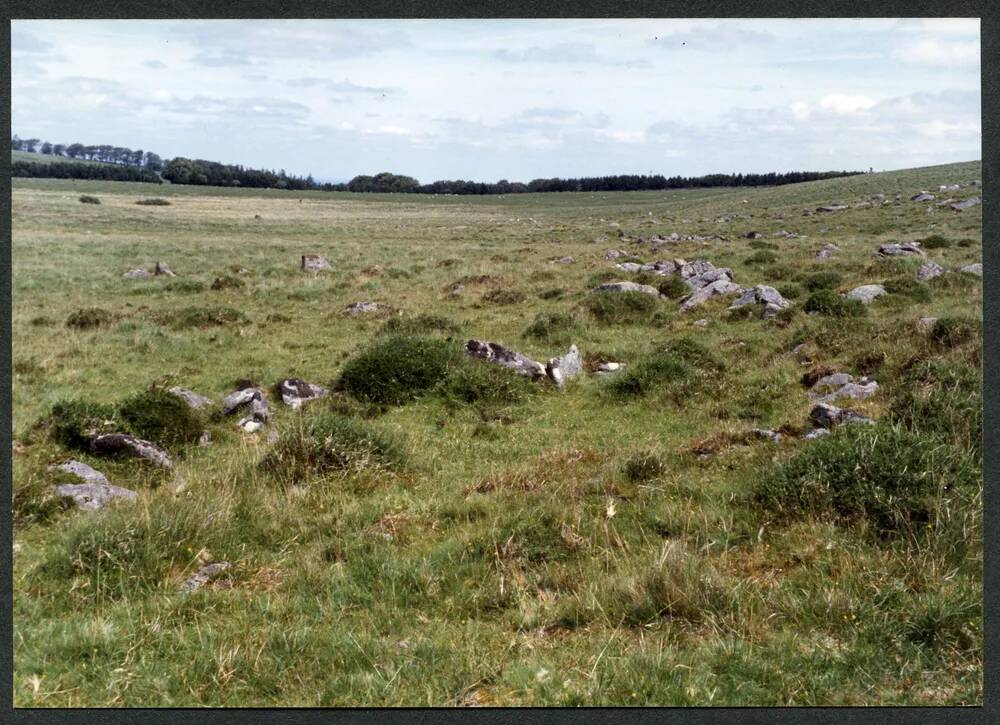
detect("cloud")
(790, 101), (810, 121)
(493, 42), (650, 68)
(191, 50), (254, 67)
(143, 60), (166, 69)
(818, 94), (877, 115)
(894, 38), (979, 67)
(288, 77), (396, 95)
(11, 26), (54, 55)
(916, 120), (981, 138)
(647, 25), (775, 52)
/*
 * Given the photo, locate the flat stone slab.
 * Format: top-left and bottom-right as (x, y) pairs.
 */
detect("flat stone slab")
(917, 262), (945, 281)
(181, 562), (231, 593)
(809, 374), (879, 403)
(465, 339), (546, 379)
(343, 301), (391, 316)
(90, 433), (173, 468)
(301, 254), (332, 272)
(680, 279), (743, 312)
(950, 198), (980, 211)
(168, 387), (213, 409)
(55, 482), (137, 511)
(877, 243), (924, 257)
(123, 268), (153, 279)
(591, 281), (661, 296)
(846, 284), (887, 304)
(221, 387), (266, 415)
(816, 205), (849, 212)
(278, 378), (329, 408)
(960, 263), (982, 277)
(910, 193), (935, 202)
(729, 285), (791, 311)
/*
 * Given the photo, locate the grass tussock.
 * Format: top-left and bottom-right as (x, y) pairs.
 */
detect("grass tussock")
(116, 387), (206, 448)
(168, 306), (249, 328)
(66, 308), (116, 330)
(78, 195), (101, 204)
(524, 311), (580, 343)
(378, 314), (459, 337)
(803, 290), (866, 318)
(336, 335), (463, 405)
(585, 291), (660, 325)
(135, 197), (172, 206)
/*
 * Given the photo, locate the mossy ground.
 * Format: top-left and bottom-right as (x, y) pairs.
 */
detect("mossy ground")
(11, 162), (982, 706)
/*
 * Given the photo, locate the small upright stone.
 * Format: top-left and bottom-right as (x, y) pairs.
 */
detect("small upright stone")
(154, 261), (176, 277)
(301, 254), (332, 272)
(845, 284), (887, 304)
(917, 262), (945, 281)
(546, 344), (583, 389)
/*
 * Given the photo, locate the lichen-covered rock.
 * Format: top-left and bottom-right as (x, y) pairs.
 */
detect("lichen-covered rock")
(154, 261), (176, 277)
(237, 393), (270, 432)
(809, 403), (874, 429)
(917, 261), (945, 281)
(301, 254), (331, 272)
(809, 373), (879, 402)
(221, 387), (265, 415)
(90, 433), (173, 468)
(52, 461), (138, 511)
(603, 249), (629, 260)
(845, 284), (887, 304)
(278, 378), (329, 408)
(960, 263), (982, 277)
(876, 242), (924, 257)
(615, 262), (643, 273)
(803, 428), (831, 440)
(751, 429), (782, 443)
(123, 268), (152, 279)
(553, 256), (575, 264)
(950, 197), (980, 211)
(591, 281), (661, 297)
(181, 562), (231, 593)
(816, 204), (849, 212)
(729, 285), (791, 313)
(465, 339), (546, 379)
(910, 193), (935, 202)
(678, 260), (734, 291)
(168, 387), (213, 409)
(680, 279), (743, 312)
(344, 301), (391, 316)
(815, 243), (840, 261)
(546, 344), (583, 389)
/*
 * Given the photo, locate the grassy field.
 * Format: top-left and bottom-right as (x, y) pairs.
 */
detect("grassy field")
(12, 150), (117, 167)
(11, 162), (983, 706)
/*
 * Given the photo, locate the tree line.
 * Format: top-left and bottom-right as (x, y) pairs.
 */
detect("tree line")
(11, 135), (164, 170)
(13, 133), (861, 193)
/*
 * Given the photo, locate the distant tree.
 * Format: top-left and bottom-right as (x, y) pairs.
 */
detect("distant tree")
(11, 135), (23, 151)
(65, 143), (85, 159)
(40, 141), (53, 154)
(22, 138), (41, 153)
(52, 144), (66, 157)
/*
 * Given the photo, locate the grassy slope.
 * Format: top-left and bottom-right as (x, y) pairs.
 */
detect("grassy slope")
(12, 149), (118, 167)
(11, 161), (982, 706)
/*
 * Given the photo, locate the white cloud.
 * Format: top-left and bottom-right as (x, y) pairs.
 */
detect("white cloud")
(790, 101), (811, 121)
(894, 38), (979, 67)
(818, 94), (877, 115)
(916, 120), (981, 138)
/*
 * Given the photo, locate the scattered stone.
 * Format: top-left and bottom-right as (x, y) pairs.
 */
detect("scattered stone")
(917, 261), (945, 281)
(123, 268), (153, 279)
(545, 344), (583, 389)
(679, 260), (734, 291)
(845, 284), (887, 304)
(154, 261), (176, 277)
(640, 260), (679, 276)
(950, 198), (980, 211)
(815, 243), (840, 261)
(604, 249), (629, 260)
(752, 429), (782, 443)
(52, 461), (137, 511)
(876, 242), (924, 257)
(788, 341), (819, 364)
(693, 318), (709, 327)
(591, 281), (661, 297)
(90, 433), (173, 468)
(237, 393), (270, 432)
(910, 192), (935, 202)
(917, 316), (939, 331)
(594, 361), (625, 376)
(809, 374), (879, 403)
(939, 184), (961, 192)
(552, 256), (575, 264)
(465, 339), (546, 379)
(181, 562), (231, 593)
(960, 263), (982, 277)
(728, 285), (791, 316)
(343, 301), (391, 316)
(745, 231), (763, 240)
(937, 198), (958, 206)
(300, 254), (331, 272)
(816, 205), (849, 212)
(168, 387), (213, 409)
(809, 403), (874, 429)
(803, 428), (831, 440)
(221, 387), (265, 415)
(199, 430), (212, 446)
(615, 262), (643, 273)
(278, 378), (329, 408)
(679, 279), (743, 312)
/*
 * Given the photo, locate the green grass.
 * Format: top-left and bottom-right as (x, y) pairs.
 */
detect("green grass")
(11, 160), (982, 706)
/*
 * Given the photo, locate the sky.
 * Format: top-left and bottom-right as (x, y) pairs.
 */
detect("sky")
(11, 18), (982, 183)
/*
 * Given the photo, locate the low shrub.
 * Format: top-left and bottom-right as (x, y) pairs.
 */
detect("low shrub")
(622, 453), (666, 483)
(585, 291), (659, 325)
(336, 335), (463, 405)
(524, 311), (579, 342)
(481, 289), (526, 306)
(883, 276), (931, 303)
(890, 360), (981, 457)
(210, 275), (245, 291)
(744, 250), (778, 266)
(78, 195), (101, 204)
(586, 270), (618, 288)
(117, 387), (206, 448)
(439, 361), (535, 405)
(662, 337), (725, 372)
(537, 287), (565, 300)
(378, 314), (459, 337)
(48, 399), (120, 449)
(761, 264), (797, 282)
(169, 306), (248, 328)
(749, 240), (779, 251)
(803, 290), (866, 318)
(260, 412), (405, 481)
(775, 283), (803, 300)
(135, 197), (172, 206)
(604, 351), (692, 399)
(928, 316), (982, 349)
(66, 307), (115, 329)
(917, 234), (950, 249)
(751, 424), (979, 535)
(656, 275), (689, 299)
(800, 271), (842, 292)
